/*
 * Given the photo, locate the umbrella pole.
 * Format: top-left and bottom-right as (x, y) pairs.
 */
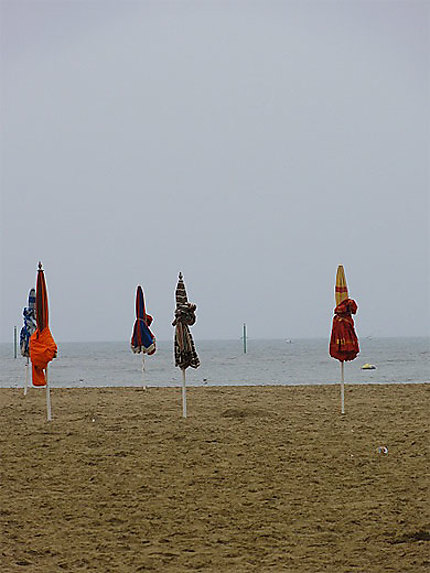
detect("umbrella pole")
(46, 365), (52, 422)
(341, 361), (345, 415)
(24, 357), (29, 396)
(142, 354), (147, 390)
(181, 368), (187, 418)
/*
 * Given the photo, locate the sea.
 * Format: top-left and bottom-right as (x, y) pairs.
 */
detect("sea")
(1, 337), (429, 389)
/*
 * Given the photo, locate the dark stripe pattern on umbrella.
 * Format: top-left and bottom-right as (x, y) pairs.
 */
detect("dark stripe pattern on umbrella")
(20, 288), (36, 357)
(172, 272), (200, 370)
(131, 285), (156, 355)
(29, 262), (57, 386)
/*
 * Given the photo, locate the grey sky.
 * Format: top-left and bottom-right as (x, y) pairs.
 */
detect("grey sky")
(1, 0), (429, 343)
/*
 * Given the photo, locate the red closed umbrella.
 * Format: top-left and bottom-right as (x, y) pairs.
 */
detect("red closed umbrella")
(329, 265), (359, 413)
(329, 298), (359, 362)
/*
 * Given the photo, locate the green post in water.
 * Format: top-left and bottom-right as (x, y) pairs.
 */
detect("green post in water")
(14, 326), (17, 359)
(243, 323), (247, 354)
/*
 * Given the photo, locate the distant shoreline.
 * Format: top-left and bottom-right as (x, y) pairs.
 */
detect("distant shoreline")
(2, 381), (429, 390)
(1, 335), (429, 345)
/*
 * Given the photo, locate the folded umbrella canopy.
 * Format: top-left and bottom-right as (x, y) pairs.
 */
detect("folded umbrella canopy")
(329, 265), (359, 413)
(172, 272), (200, 417)
(173, 272), (200, 370)
(131, 285), (156, 355)
(30, 263), (57, 421)
(20, 288), (37, 395)
(334, 264), (349, 307)
(20, 288), (36, 358)
(329, 298), (359, 362)
(131, 285), (156, 388)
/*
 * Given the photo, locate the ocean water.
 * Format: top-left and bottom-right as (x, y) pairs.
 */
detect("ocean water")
(1, 337), (429, 389)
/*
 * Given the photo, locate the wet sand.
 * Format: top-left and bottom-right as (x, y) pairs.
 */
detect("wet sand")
(1, 384), (429, 572)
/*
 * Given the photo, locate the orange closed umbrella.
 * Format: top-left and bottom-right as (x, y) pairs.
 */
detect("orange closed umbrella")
(329, 265), (359, 413)
(30, 262), (57, 421)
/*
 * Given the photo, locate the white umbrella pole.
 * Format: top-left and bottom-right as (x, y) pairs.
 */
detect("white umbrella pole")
(142, 354), (147, 390)
(341, 361), (345, 415)
(24, 357), (29, 396)
(46, 365), (52, 422)
(181, 368), (187, 418)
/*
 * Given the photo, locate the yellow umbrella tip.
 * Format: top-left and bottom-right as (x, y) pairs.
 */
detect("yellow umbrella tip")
(335, 265), (349, 305)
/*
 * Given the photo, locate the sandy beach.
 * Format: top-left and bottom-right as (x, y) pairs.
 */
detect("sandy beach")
(1, 384), (429, 572)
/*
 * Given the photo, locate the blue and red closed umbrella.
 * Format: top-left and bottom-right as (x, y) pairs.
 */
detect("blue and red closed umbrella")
(131, 286), (156, 355)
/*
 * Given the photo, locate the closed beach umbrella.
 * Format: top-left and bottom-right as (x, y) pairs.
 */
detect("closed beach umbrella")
(20, 288), (36, 357)
(20, 288), (37, 395)
(131, 285), (156, 388)
(29, 262), (57, 421)
(329, 265), (359, 413)
(172, 272), (200, 417)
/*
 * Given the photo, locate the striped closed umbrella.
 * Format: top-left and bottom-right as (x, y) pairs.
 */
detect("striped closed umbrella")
(329, 265), (359, 413)
(29, 262), (57, 421)
(20, 288), (36, 396)
(172, 272), (200, 417)
(20, 288), (36, 358)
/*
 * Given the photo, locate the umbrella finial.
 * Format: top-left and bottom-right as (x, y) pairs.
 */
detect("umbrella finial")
(178, 272), (183, 279)
(38, 261), (43, 270)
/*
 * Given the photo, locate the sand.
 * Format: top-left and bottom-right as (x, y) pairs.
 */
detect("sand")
(1, 384), (429, 572)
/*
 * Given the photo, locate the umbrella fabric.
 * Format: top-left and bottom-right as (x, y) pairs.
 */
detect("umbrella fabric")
(20, 288), (36, 357)
(35, 264), (49, 332)
(30, 328), (57, 386)
(30, 263), (57, 387)
(329, 298), (359, 362)
(131, 285), (156, 355)
(329, 266), (359, 362)
(172, 272), (200, 370)
(335, 264), (349, 306)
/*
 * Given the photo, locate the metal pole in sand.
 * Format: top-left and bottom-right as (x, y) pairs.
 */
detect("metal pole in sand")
(340, 361), (345, 415)
(142, 354), (147, 390)
(24, 357), (29, 396)
(181, 368), (187, 418)
(46, 365), (52, 422)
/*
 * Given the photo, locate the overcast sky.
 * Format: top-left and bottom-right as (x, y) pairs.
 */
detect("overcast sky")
(1, 0), (429, 343)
